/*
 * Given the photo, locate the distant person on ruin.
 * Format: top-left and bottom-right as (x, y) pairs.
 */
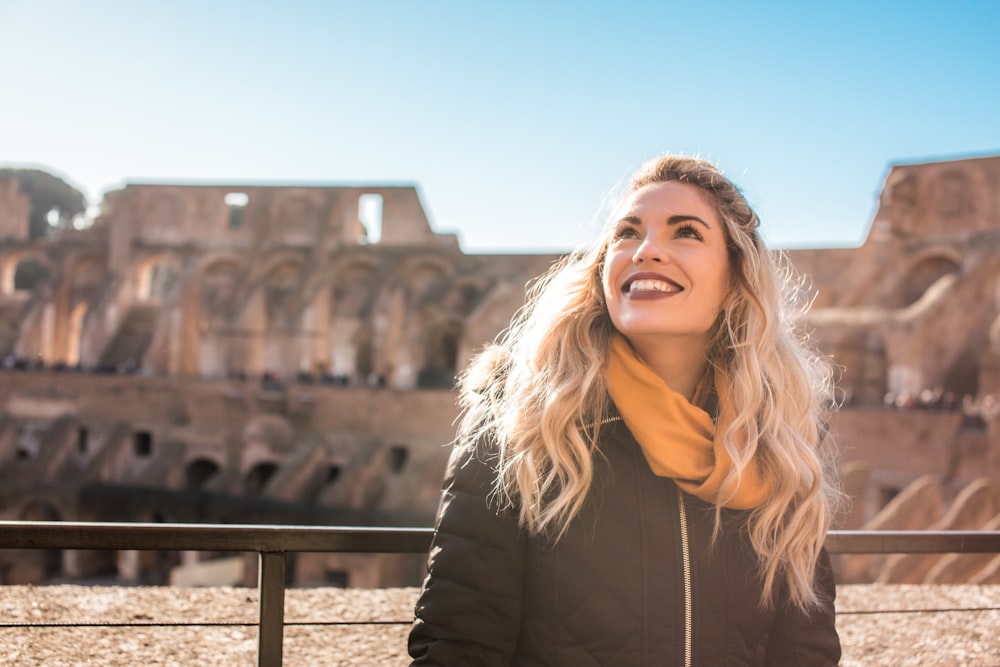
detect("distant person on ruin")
(408, 155), (843, 666)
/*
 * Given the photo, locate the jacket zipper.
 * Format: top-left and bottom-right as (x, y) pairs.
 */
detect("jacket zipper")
(604, 414), (693, 665)
(677, 487), (693, 667)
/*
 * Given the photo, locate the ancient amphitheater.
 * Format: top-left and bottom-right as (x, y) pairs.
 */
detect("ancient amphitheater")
(0, 154), (998, 598)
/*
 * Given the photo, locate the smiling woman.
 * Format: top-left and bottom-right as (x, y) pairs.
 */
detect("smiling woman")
(409, 154), (843, 666)
(602, 180), (732, 399)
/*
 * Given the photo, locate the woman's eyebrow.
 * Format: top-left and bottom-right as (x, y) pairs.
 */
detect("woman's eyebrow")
(617, 213), (710, 228)
(666, 214), (710, 229)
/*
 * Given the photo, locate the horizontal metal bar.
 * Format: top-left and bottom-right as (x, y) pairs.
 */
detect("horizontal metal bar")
(1, 522), (999, 555)
(825, 530), (1000, 554)
(0, 521), (434, 553)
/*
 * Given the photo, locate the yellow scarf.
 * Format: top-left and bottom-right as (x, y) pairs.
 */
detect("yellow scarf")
(605, 333), (769, 509)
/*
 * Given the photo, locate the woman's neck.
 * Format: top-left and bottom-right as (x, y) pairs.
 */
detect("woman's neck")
(626, 334), (709, 401)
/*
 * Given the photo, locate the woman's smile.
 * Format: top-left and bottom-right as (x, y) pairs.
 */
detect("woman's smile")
(622, 272), (684, 297)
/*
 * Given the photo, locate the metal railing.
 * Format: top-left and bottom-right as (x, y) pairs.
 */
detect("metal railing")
(1, 521), (999, 666)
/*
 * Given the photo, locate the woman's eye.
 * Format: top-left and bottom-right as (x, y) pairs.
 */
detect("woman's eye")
(612, 226), (639, 241)
(675, 224), (702, 240)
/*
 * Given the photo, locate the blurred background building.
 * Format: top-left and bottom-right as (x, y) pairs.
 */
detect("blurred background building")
(0, 154), (998, 587)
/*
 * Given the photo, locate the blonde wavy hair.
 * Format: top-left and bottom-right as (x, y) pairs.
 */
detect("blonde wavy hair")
(457, 154), (841, 611)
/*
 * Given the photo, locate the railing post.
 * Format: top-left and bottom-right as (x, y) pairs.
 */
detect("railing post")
(258, 551), (286, 667)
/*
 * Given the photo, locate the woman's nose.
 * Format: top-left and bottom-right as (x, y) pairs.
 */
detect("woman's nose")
(632, 237), (664, 264)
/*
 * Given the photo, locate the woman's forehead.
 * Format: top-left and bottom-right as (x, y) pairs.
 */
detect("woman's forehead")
(616, 182), (719, 222)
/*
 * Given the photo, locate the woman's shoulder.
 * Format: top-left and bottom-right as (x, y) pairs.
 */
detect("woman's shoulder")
(440, 435), (506, 503)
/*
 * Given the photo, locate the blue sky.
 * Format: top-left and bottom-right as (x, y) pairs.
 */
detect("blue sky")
(2, 0), (998, 253)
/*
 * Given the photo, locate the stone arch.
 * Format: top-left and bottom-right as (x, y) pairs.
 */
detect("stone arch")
(243, 414), (295, 451)
(134, 253), (182, 302)
(58, 254), (104, 366)
(184, 457), (221, 490)
(258, 258), (306, 376)
(1, 251), (53, 295)
(241, 416), (288, 496)
(197, 257), (244, 318)
(260, 256), (305, 321)
(394, 256), (452, 305)
(327, 258), (380, 381)
(192, 255), (246, 377)
(244, 460), (278, 496)
(12, 255), (50, 292)
(418, 319), (462, 389)
(330, 258), (380, 317)
(371, 256), (454, 387)
(900, 250), (961, 308)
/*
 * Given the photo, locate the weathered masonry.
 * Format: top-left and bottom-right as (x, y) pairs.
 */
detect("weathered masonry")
(0, 156), (998, 587)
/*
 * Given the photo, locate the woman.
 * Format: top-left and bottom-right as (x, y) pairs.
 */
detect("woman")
(409, 155), (842, 666)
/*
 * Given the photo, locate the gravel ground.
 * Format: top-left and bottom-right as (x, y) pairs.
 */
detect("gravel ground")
(0, 584), (997, 666)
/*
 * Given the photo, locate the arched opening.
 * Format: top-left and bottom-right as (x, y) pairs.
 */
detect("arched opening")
(265, 263), (302, 320)
(185, 458), (221, 490)
(418, 325), (460, 389)
(245, 461), (278, 496)
(388, 446), (408, 474)
(901, 255), (960, 307)
(12, 257), (49, 292)
(197, 259), (243, 378)
(941, 344), (980, 399)
(137, 258), (180, 302)
(405, 262), (449, 305)
(332, 263), (377, 317)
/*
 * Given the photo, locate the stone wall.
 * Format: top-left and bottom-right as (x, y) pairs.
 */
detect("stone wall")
(0, 156), (998, 587)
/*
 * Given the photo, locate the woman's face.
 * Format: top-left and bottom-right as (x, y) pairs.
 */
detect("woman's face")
(601, 181), (732, 351)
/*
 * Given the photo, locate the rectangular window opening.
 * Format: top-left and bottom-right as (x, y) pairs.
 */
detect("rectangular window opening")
(133, 431), (153, 457)
(358, 193), (383, 244)
(325, 569), (350, 587)
(225, 192), (249, 230)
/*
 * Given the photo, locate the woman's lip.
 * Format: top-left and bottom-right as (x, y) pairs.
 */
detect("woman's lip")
(622, 272), (684, 293)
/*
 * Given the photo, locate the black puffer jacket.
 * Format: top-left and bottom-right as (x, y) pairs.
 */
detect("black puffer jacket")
(409, 418), (841, 666)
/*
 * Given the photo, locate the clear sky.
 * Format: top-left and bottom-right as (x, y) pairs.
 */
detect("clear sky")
(2, 0), (998, 253)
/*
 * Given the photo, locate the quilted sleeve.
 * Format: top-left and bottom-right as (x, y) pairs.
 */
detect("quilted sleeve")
(408, 441), (526, 666)
(763, 548), (842, 666)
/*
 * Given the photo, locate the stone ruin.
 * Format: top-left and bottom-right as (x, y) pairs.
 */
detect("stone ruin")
(788, 154), (1000, 582)
(0, 154), (998, 587)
